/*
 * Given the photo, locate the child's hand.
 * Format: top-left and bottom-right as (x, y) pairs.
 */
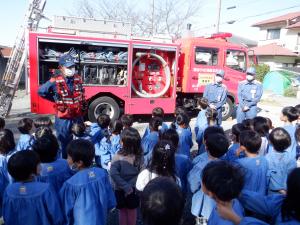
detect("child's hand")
(107, 162), (111, 170)
(216, 201), (241, 225)
(125, 188), (133, 196)
(84, 121), (92, 126)
(279, 190), (287, 195)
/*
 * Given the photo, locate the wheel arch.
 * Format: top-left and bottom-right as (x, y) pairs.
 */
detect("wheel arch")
(87, 92), (125, 111)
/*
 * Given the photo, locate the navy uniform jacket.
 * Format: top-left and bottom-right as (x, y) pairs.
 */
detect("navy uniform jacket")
(203, 83), (227, 109)
(238, 80), (263, 108)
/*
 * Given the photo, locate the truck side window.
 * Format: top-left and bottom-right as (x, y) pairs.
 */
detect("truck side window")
(195, 47), (218, 66)
(226, 50), (246, 72)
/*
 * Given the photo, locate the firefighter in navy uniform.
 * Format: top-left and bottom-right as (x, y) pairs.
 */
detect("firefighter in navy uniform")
(38, 53), (87, 159)
(236, 67), (263, 123)
(203, 70), (227, 125)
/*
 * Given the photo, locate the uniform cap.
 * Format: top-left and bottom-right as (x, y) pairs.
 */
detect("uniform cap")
(246, 67), (256, 75)
(216, 70), (225, 78)
(59, 54), (75, 67)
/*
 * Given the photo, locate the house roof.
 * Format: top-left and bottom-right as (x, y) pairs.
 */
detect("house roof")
(250, 43), (298, 56)
(0, 47), (12, 58)
(287, 21), (300, 29)
(228, 35), (257, 47)
(253, 11), (300, 27)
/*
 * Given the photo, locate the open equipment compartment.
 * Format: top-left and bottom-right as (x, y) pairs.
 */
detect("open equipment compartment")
(38, 38), (129, 86)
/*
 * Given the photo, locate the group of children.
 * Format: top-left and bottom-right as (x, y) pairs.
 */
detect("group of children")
(0, 101), (299, 225)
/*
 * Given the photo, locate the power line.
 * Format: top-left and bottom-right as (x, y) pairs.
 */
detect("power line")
(192, 4), (300, 32)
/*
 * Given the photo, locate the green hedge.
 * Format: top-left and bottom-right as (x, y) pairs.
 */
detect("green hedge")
(254, 64), (270, 82)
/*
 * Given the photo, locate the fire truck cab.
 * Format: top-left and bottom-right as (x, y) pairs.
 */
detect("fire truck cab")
(177, 33), (252, 120)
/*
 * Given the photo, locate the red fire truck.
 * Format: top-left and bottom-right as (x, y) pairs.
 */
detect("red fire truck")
(29, 17), (254, 122)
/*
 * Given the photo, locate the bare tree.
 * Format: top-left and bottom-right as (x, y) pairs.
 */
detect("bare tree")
(69, 0), (203, 38)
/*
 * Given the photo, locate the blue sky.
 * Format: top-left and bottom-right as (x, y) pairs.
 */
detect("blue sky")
(0, 0), (300, 46)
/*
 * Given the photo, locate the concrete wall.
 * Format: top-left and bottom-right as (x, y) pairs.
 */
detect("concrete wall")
(258, 55), (296, 70)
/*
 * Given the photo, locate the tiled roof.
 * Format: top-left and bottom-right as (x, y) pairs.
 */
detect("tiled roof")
(250, 43), (298, 56)
(286, 21), (300, 29)
(253, 11), (300, 27)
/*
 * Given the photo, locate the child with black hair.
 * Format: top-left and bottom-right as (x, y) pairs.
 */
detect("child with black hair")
(33, 116), (53, 129)
(224, 168), (300, 224)
(109, 119), (123, 156)
(266, 128), (296, 195)
(201, 160), (245, 224)
(281, 106), (299, 158)
(136, 140), (180, 191)
(237, 130), (268, 195)
(253, 116), (271, 155)
(188, 133), (229, 221)
(121, 114), (134, 129)
(143, 107), (169, 138)
(71, 121), (92, 141)
(141, 177), (184, 225)
(110, 127), (143, 225)
(16, 118), (34, 151)
(0, 117), (5, 130)
(3, 150), (64, 225)
(32, 133), (72, 193)
(170, 106), (188, 130)
(196, 107), (219, 154)
(142, 117), (163, 165)
(86, 113), (111, 145)
(194, 97), (209, 139)
(225, 123), (247, 162)
(295, 104), (300, 125)
(176, 113), (193, 158)
(60, 139), (116, 225)
(242, 118), (254, 131)
(0, 129), (16, 183)
(192, 126), (225, 165)
(160, 129), (192, 193)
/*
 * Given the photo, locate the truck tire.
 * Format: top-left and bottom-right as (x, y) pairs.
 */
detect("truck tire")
(222, 97), (234, 121)
(88, 96), (120, 122)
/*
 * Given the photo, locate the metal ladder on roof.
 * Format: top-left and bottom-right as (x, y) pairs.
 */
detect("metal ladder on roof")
(0, 0), (47, 117)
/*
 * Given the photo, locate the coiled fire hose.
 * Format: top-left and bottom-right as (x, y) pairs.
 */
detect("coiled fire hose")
(131, 52), (171, 98)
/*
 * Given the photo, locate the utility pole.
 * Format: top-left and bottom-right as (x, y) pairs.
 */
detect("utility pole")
(216, 0), (222, 33)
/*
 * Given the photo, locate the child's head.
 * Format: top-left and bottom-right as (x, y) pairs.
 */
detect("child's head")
(253, 116), (270, 137)
(67, 139), (95, 169)
(160, 129), (179, 150)
(96, 114), (111, 129)
(239, 130), (262, 154)
(281, 106), (298, 123)
(202, 160), (244, 202)
(198, 97), (209, 110)
(0, 117), (5, 130)
(109, 119), (123, 135)
(269, 128), (291, 152)
(265, 117), (274, 130)
(149, 117), (163, 132)
(119, 127), (142, 158)
(0, 129), (15, 154)
(33, 116), (52, 129)
(176, 113), (189, 128)
(32, 133), (59, 163)
(282, 167), (300, 221)
(17, 118), (33, 134)
(242, 119), (254, 131)
(71, 121), (86, 138)
(295, 104), (300, 121)
(231, 123), (246, 143)
(120, 114), (134, 128)
(203, 126), (225, 142)
(205, 133), (229, 158)
(150, 140), (176, 179)
(152, 107), (164, 119)
(141, 177), (184, 225)
(174, 106), (186, 117)
(8, 150), (40, 181)
(205, 107), (218, 123)
(35, 126), (53, 139)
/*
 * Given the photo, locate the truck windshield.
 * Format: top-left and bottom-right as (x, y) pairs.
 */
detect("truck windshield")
(195, 47), (218, 66)
(226, 50), (246, 72)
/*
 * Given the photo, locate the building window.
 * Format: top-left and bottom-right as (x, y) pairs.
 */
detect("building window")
(195, 47), (218, 65)
(267, 28), (280, 40)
